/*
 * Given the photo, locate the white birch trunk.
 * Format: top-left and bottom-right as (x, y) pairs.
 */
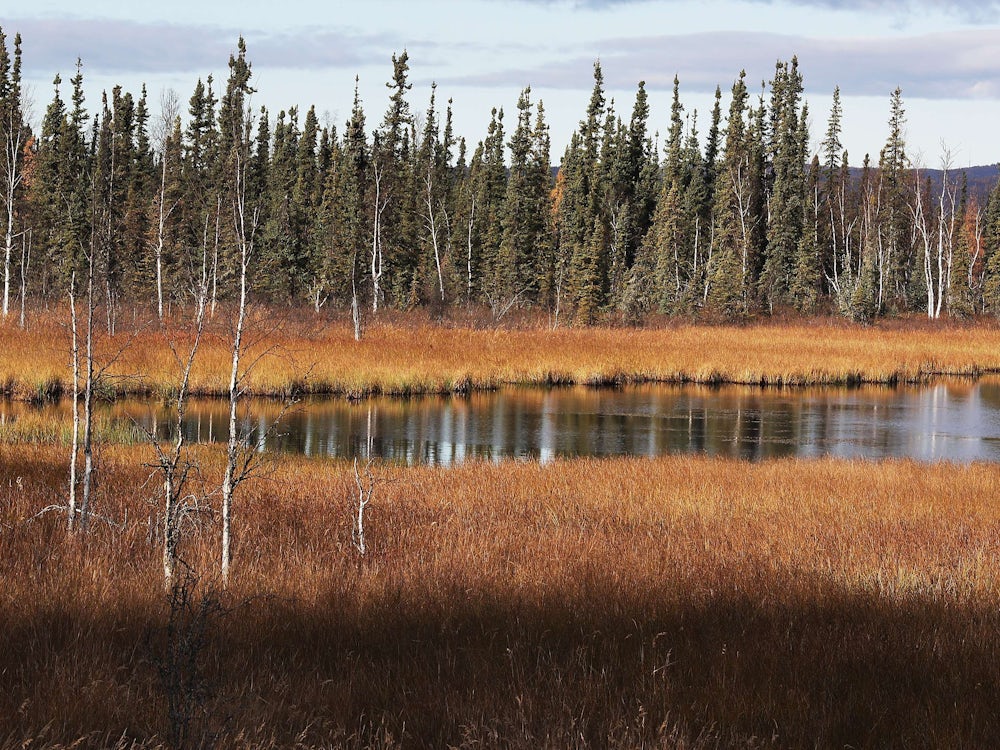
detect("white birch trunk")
(67, 272), (79, 532)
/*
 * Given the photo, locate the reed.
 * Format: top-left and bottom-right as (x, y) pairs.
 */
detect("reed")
(0, 409), (144, 445)
(4, 308), (1000, 401)
(3, 444), (1000, 747)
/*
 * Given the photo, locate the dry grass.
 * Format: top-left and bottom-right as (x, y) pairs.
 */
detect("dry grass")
(4, 308), (1000, 400)
(3, 444), (1000, 747)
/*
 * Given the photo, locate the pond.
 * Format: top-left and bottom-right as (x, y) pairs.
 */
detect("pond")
(6, 379), (1000, 464)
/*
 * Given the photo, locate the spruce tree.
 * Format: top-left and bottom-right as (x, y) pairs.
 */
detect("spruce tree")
(878, 87), (911, 313)
(319, 79), (369, 308)
(499, 87), (547, 304)
(791, 154), (822, 312)
(980, 174), (1000, 313)
(468, 107), (506, 306)
(180, 76), (220, 298)
(949, 174), (974, 317)
(707, 71), (756, 315)
(565, 62), (611, 320)
(761, 58), (807, 311)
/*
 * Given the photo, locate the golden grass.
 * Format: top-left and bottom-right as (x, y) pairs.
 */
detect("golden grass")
(4, 308), (1000, 400)
(3, 444), (1000, 747)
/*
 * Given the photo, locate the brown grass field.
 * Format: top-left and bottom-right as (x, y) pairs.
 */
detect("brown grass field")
(5, 308), (1000, 400)
(3, 444), (1000, 747)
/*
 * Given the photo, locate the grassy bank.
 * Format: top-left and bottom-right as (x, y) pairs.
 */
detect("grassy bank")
(4, 309), (1000, 401)
(3, 445), (1000, 747)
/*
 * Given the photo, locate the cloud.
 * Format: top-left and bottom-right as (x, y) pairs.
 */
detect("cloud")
(5, 18), (392, 78)
(751, 0), (1000, 21)
(437, 28), (1000, 100)
(505, 0), (1000, 21)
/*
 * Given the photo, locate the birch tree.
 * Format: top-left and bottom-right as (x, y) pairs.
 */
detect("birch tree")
(146, 264), (209, 587)
(218, 38), (258, 584)
(911, 150), (959, 319)
(0, 29), (25, 318)
(152, 91), (182, 320)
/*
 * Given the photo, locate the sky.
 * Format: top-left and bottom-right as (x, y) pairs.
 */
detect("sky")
(5, 0), (1000, 167)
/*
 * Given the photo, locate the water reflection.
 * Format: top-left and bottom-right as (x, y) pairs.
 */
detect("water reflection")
(5, 380), (1000, 464)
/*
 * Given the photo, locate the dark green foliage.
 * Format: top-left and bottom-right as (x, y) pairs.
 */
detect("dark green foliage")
(8, 37), (1000, 324)
(761, 58), (807, 310)
(707, 70), (757, 316)
(790, 155), (822, 312)
(499, 87), (550, 305)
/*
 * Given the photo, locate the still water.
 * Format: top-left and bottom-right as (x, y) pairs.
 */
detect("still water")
(6, 380), (1000, 464)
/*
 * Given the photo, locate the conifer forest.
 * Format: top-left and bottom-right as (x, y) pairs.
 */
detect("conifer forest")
(1, 29), (998, 327)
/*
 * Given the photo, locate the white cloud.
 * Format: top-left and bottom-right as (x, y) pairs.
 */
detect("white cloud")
(437, 28), (1000, 101)
(7, 18), (391, 77)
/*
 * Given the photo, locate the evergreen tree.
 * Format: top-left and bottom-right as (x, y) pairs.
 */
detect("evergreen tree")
(790, 154), (822, 311)
(180, 76), (220, 296)
(319, 79), (369, 308)
(949, 174), (974, 317)
(564, 62), (611, 321)
(374, 50), (417, 308)
(415, 84), (452, 305)
(761, 58), (807, 310)
(878, 87), (912, 313)
(707, 71), (758, 315)
(32, 63), (90, 294)
(980, 175), (1000, 313)
(467, 107), (506, 306)
(262, 107), (301, 299)
(499, 87), (547, 303)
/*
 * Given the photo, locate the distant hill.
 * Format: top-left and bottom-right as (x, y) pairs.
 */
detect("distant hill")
(550, 164), (1000, 203)
(922, 164), (998, 203)
(842, 164), (998, 204)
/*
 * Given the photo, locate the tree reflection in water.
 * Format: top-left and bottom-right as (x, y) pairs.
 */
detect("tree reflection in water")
(3, 380), (998, 464)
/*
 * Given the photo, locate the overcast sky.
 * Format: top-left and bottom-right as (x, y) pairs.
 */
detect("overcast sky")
(6, 0), (1000, 166)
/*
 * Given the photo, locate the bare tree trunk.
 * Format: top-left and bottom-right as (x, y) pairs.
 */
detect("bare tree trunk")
(352, 407), (377, 556)
(912, 179), (936, 319)
(221, 135), (257, 585)
(155, 157), (168, 321)
(160, 267), (209, 588)
(371, 165), (386, 314)
(466, 194), (476, 303)
(703, 223), (714, 304)
(78, 249), (96, 532)
(2, 110), (23, 319)
(220, 255), (246, 582)
(67, 272), (79, 532)
(352, 458), (371, 557)
(104, 142), (117, 337)
(2, 206), (11, 317)
(424, 172), (445, 302)
(936, 155), (957, 318)
(210, 196), (221, 318)
(18, 228), (28, 329)
(351, 252), (362, 342)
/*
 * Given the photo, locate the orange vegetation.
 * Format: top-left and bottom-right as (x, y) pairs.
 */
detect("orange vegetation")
(3, 309), (1000, 400)
(3, 445), (1000, 746)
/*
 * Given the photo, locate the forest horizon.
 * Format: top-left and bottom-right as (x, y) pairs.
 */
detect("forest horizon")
(1, 28), (1000, 327)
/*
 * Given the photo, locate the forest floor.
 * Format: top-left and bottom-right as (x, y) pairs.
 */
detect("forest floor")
(3, 446), (1000, 747)
(4, 306), (1000, 401)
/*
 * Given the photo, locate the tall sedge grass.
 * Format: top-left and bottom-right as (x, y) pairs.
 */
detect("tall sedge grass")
(3, 444), (1000, 747)
(4, 308), (1000, 400)
(0, 408), (144, 444)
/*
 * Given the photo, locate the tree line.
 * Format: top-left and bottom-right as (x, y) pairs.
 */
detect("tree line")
(2, 29), (1000, 327)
